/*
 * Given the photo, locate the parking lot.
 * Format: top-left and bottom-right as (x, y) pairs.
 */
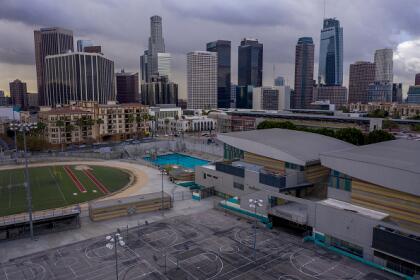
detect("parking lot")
(0, 209), (399, 280)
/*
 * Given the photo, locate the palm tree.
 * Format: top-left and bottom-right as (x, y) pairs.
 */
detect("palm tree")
(164, 118), (170, 135)
(56, 119), (65, 151)
(135, 114), (143, 139)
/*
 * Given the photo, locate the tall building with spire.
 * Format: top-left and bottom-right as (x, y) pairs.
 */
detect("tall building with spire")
(34, 27), (74, 105)
(140, 15), (170, 82)
(318, 18), (343, 86)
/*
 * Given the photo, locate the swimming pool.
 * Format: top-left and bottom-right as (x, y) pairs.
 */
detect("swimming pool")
(143, 153), (209, 169)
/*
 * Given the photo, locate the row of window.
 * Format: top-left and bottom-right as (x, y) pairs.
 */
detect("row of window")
(329, 170), (352, 191)
(203, 173), (218, 180)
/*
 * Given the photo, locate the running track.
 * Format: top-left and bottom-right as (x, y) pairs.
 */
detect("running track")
(83, 170), (110, 194)
(63, 166), (87, 193)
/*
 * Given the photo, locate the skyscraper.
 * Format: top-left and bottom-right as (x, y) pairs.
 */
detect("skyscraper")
(44, 52), (115, 106)
(238, 38), (263, 87)
(157, 53), (171, 79)
(416, 73), (420, 86)
(187, 51), (217, 109)
(140, 15), (167, 83)
(9, 79), (27, 109)
(77, 39), (93, 52)
(116, 70), (139, 103)
(348, 61), (375, 104)
(374, 48), (393, 83)
(34, 27), (74, 106)
(318, 18), (343, 86)
(207, 40), (231, 108)
(274, 76), (285, 86)
(141, 76), (178, 106)
(392, 83), (403, 103)
(293, 37), (315, 109)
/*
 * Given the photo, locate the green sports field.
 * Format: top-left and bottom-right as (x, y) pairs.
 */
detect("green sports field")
(0, 165), (131, 217)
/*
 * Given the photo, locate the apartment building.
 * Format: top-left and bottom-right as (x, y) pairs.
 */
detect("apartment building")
(39, 101), (149, 145)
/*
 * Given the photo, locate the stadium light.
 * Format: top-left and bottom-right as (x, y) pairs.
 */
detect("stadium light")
(9, 122), (37, 240)
(249, 198), (263, 261)
(105, 230), (125, 280)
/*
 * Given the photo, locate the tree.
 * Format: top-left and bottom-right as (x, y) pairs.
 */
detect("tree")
(382, 119), (399, 130)
(365, 130), (395, 144)
(367, 109), (389, 118)
(335, 128), (365, 146)
(257, 120), (297, 130)
(164, 118), (170, 134)
(56, 119), (65, 151)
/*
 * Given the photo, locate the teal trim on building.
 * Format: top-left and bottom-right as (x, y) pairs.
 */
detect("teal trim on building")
(304, 236), (413, 280)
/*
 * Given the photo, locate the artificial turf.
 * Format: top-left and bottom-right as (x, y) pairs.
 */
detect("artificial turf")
(0, 165), (130, 217)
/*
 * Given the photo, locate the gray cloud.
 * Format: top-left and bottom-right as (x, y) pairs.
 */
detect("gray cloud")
(0, 0), (420, 96)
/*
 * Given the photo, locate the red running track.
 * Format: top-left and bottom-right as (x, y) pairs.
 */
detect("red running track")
(83, 170), (110, 194)
(63, 166), (87, 193)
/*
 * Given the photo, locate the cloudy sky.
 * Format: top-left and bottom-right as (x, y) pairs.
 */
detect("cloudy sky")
(1, 0), (420, 97)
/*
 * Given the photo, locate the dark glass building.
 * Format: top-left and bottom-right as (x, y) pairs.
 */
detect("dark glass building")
(141, 75), (178, 106)
(116, 70), (139, 103)
(9, 79), (27, 109)
(318, 18), (343, 86)
(392, 83), (402, 104)
(207, 40), (231, 108)
(34, 27), (74, 106)
(238, 38), (263, 87)
(235, 85), (253, 109)
(293, 37), (315, 109)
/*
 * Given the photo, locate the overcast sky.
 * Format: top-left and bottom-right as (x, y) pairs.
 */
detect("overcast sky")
(1, 0), (420, 98)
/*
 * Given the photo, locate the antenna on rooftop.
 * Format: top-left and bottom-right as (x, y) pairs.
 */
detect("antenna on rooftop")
(323, 0), (326, 19)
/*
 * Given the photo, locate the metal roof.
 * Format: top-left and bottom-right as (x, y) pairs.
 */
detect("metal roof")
(321, 139), (420, 196)
(218, 128), (354, 166)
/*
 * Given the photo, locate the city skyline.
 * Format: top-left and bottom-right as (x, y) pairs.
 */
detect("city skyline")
(0, 0), (419, 98)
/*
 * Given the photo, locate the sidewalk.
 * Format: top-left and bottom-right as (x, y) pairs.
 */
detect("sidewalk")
(0, 197), (215, 263)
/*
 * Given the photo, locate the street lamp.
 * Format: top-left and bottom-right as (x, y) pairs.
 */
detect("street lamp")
(159, 167), (165, 216)
(10, 122), (37, 240)
(106, 230), (125, 280)
(249, 198), (263, 261)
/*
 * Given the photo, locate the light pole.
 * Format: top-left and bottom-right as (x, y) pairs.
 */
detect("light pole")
(249, 198), (263, 261)
(106, 230), (125, 280)
(160, 167), (165, 216)
(10, 122), (37, 240)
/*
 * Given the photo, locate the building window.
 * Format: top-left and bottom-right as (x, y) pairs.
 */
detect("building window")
(285, 162), (304, 171)
(203, 173), (207, 179)
(328, 236), (363, 257)
(233, 182), (244, 190)
(329, 170), (352, 191)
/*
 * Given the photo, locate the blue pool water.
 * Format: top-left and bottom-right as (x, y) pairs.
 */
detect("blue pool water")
(143, 153), (209, 169)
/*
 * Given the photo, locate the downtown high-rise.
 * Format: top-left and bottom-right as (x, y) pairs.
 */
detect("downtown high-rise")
(9, 79), (27, 110)
(348, 61), (375, 104)
(318, 18), (343, 86)
(207, 40), (231, 108)
(140, 15), (168, 82)
(238, 38), (263, 87)
(187, 51), (217, 109)
(34, 27), (74, 106)
(44, 52), (115, 106)
(374, 48), (393, 83)
(293, 37), (314, 109)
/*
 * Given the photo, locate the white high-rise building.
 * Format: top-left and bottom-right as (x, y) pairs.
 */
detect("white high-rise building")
(187, 51), (217, 109)
(157, 52), (171, 80)
(252, 86), (290, 111)
(374, 48), (393, 83)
